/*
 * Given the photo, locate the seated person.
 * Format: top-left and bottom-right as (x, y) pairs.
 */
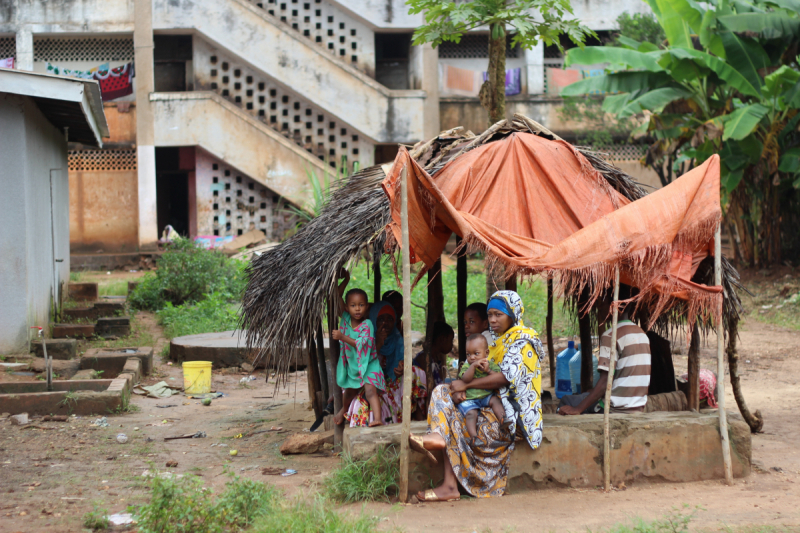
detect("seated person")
(463, 302), (493, 346)
(413, 321), (454, 386)
(558, 287), (651, 415)
(382, 290), (404, 333)
(457, 334), (507, 444)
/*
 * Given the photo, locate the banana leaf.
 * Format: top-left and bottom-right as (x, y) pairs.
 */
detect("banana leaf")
(668, 48), (762, 97)
(722, 103), (769, 140)
(717, 13), (800, 39)
(654, 0), (695, 49)
(718, 30), (770, 96)
(565, 47), (664, 71)
(560, 71), (673, 96)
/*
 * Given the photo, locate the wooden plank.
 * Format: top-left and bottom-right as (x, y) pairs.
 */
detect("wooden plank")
(456, 236), (467, 363)
(602, 265), (620, 492)
(578, 291), (594, 393)
(687, 325), (700, 411)
(715, 226), (734, 485)
(399, 165), (413, 503)
(546, 277), (555, 388)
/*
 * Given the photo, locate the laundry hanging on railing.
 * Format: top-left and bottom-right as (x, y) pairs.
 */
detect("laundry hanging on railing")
(442, 65), (522, 96)
(46, 61), (135, 101)
(0, 57), (14, 69)
(481, 67), (521, 96)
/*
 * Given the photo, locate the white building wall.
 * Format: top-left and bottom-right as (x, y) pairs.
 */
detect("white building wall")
(0, 93), (70, 354)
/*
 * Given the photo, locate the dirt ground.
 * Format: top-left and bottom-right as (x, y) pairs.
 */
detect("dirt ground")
(2, 272), (800, 532)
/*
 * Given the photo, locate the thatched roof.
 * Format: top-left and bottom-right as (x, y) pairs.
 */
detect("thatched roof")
(241, 114), (744, 381)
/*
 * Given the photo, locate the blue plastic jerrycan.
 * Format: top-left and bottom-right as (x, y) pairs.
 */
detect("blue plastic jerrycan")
(555, 341), (578, 399)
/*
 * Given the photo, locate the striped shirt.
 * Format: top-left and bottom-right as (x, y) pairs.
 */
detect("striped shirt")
(597, 320), (651, 412)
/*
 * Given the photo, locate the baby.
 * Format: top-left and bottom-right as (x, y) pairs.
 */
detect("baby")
(457, 334), (506, 443)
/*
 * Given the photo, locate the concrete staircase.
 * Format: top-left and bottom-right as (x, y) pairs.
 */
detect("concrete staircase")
(151, 91), (327, 206)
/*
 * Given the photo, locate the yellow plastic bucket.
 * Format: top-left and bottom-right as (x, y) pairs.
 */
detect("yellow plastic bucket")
(182, 361), (212, 394)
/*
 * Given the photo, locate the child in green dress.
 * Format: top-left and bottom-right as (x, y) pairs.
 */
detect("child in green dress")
(458, 334), (506, 441)
(332, 270), (385, 427)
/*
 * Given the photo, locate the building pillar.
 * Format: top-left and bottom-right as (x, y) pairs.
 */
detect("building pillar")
(15, 28), (33, 71)
(525, 42), (544, 96)
(410, 43), (440, 140)
(134, 0), (159, 250)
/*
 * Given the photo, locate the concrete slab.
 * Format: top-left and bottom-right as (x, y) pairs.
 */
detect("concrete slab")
(344, 412), (752, 494)
(170, 330), (267, 369)
(81, 347), (154, 377)
(52, 324), (96, 339)
(118, 357), (142, 384)
(0, 378), (130, 415)
(70, 369), (98, 380)
(67, 282), (98, 301)
(30, 358), (80, 379)
(95, 316), (131, 338)
(62, 307), (98, 321)
(94, 301), (126, 316)
(31, 339), (77, 360)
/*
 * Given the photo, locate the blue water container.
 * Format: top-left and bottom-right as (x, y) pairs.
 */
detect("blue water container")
(556, 341), (578, 399)
(568, 348), (599, 394)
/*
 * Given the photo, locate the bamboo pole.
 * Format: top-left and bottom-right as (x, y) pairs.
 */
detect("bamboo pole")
(546, 277), (555, 388)
(603, 265), (620, 492)
(399, 165), (413, 503)
(715, 226), (734, 485)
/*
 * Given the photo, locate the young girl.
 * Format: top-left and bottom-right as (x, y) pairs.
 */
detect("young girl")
(332, 271), (385, 427)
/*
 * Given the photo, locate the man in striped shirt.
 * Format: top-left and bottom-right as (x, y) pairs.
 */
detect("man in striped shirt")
(557, 289), (651, 415)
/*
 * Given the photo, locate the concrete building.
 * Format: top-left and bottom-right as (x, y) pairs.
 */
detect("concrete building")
(0, 68), (108, 354)
(0, 0), (657, 262)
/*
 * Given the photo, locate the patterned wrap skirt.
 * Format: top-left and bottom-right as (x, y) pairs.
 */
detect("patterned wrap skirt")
(428, 385), (515, 497)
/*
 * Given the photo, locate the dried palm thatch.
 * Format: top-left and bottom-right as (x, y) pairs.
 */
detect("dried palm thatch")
(241, 113), (748, 416)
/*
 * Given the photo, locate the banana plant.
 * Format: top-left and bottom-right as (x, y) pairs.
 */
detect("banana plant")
(562, 0), (800, 266)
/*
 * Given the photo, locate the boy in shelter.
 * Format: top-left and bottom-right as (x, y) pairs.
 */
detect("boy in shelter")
(457, 334), (507, 445)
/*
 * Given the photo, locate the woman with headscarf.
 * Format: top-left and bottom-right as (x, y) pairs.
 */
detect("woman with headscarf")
(345, 301), (428, 427)
(408, 290), (545, 501)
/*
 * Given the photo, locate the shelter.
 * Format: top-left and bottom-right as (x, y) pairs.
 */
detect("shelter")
(0, 68), (108, 354)
(242, 114), (762, 443)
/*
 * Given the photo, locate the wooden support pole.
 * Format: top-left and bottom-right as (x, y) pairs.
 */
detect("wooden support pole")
(426, 259), (444, 408)
(688, 325), (700, 411)
(715, 226), (734, 485)
(306, 334), (323, 418)
(546, 277), (555, 388)
(316, 323), (329, 401)
(327, 298), (343, 451)
(456, 236), (467, 363)
(603, 265), (620, 492)
(399, 165), (413, 503)
(505, 274), (517, 293)
(578, 291), (594, 394)
(373, 245), (382, 304)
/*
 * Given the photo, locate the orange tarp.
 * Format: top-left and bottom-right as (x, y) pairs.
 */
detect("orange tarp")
(382, 132), (722, 319)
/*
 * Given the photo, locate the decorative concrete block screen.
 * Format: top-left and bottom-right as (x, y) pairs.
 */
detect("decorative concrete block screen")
(33, 37), (134, 62)
(245, 0), (373, 75)
(438, 33), (519, 59)
(194, 38), (372, 173)
(196, 151), (298, 241)
(0, 37), (15, 59)
(68, 150), (138, 172)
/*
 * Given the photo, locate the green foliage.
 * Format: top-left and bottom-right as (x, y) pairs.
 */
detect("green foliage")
(128, 240), (246, 311)
(134, 472), (278, 533)
(284, 163), (341, 231)
(82, 503), (110, 531)
(157, 291), (241, 339)
(599, 505), (699, 533)
(563, 0), (800, 265)
(407, 0), (594, 52)
(324, 447), (399, 502)
(133, 471), (377, 533)
(612, 12), (665, 47)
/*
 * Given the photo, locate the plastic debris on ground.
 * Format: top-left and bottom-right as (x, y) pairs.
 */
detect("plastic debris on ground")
(239, 376), (257, 383)
(116, 434), (128, 443)
(281, 469), (298, 477)
(133, 381), (182, 398)
(108, 513), (134, 526)
(155, 404), (178, 408)
(187, 392), (225, 400)
(91, 417), (109, 427)
(142, 470), (183, 479)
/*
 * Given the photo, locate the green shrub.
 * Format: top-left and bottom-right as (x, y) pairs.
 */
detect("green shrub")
(248, 495), (379, 533)
(82, 503), (110, 531)
(324, 446), (399, 503)
(157, 291), (241, 339)
(128, 240), (246, 311)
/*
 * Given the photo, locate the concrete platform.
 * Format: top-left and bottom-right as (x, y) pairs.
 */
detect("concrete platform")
(0, 378), (131, 415)
(31, 339), (77, 360)
(67, 282), (98, 301)
(95, 316), (131, 338)
(81, 347), (153, 376)
(52, 324), (96, 339)
(344, 412), (751, 494)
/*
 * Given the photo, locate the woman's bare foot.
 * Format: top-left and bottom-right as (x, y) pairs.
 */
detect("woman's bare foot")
(416, 482), (459, 502)
(368, 420), (383, 427)
(333, 408), (345, 425)
(421, 432), (446, 451)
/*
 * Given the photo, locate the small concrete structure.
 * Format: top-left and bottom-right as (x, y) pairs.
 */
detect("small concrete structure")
(62, 300), (126, 322)
(52, 324), (96, 339)
(31, 339), (77, 360)
(344, 412), (751, 494)
(95, 316), (131, 338)
(0, 378), (131, 416)
(67, 282), (99, 302)
(82, 347), (154, 376)
(170, 330), (263, 369)
(0, 68), (108, 355)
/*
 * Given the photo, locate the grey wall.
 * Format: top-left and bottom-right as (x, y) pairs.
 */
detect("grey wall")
(0, 93), (70, 354)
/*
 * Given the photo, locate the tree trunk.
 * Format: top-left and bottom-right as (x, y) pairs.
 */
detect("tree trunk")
(726, 322), (764, 432)
(456, 236), (468, 363)
(480, 22), (506, 126)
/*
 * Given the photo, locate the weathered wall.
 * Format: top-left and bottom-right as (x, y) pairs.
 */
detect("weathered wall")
(69, 169), (138, 253)
(0, 0), (134, 33)
(102, 102), (136, 145)
(328, 0), (423, 29)
(0, 93), (70, 354)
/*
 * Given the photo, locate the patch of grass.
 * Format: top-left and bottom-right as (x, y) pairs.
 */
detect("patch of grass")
(324, 446), (399, 503)
(87, 316), (155, 350)
(248, 494), (379, 533)
(133, 471), (279, 533)
(91, 370), (104, 379)
(157, 291), (240, 340)
(58, 391), (78, 413)
(70, 271), (84, 282)
(596, 505), (700, 533)
(82, 503), (110, 531)
(346, 258), (572, 337)
(99, 280), (129, 296)
(160, 344), (171, 361)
